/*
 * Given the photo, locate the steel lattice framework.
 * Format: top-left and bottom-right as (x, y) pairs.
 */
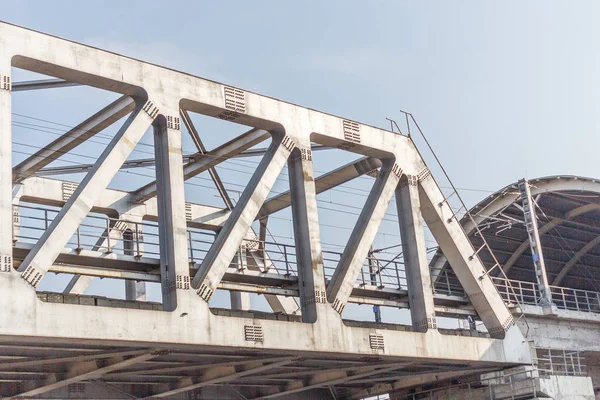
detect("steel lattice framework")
(0, 22), (530, 399)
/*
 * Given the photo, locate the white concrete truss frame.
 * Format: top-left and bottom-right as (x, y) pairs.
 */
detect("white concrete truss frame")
(0, 20), (531, 383)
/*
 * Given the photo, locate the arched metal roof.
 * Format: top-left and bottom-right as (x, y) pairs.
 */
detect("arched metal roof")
(431, 175), (600, 293)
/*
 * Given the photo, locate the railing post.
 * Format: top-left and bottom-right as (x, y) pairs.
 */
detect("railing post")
(76, 227), (81, 252)
(44, 209), (48, 229)
(574, 290), (580, 311)
(106, 218), (111, 253)
(283, 244), (290, 276)
(135, 222), (141, 258)
(188, 230), (194, 264)
(395, 262), (402, 290)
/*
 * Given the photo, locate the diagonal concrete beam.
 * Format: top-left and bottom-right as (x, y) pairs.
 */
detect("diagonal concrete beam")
(553, 234), (600, 286)
(133, 127), (270, 203)
(396, 175), (436, 332)
(147, 357), (296, 398)
(326, 163), (402, 314)
(191, 136), (295, 301)
(12, 95), (134, 183)
(18, 102), (155, 287)
(12, 349), (160, 397)
(257, 156), (381, 220)
(418, 171), (513, 339)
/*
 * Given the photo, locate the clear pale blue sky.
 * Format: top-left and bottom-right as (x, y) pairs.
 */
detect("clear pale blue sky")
(5, 1), (600, 318)
(6, 0), (600, 195)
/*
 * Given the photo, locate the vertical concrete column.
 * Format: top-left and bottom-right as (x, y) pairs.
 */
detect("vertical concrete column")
(153, 114), (190, 311)
(0, 63), (11, 274)
(396, 175), (436, 332)
(230, 291), (251, 310)
(288, 147), (328, 323)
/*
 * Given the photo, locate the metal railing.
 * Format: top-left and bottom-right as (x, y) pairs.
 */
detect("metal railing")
(401, 367), (539, 400)
(14, 203), (600, 316)
(534, 348), (586, 377)
(492, 276), (600, 314)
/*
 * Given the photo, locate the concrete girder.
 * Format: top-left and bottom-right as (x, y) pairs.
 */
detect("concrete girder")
(326, 163), (402, 315)
(553, 235), (600, 286)
(12, 349), (160, 398)
(396, 175), (437, 332)
(12, 95), (134, 183)
(134, 127), (270, 203)
(18, 103), (154, 288)
(147, 357), (296, 398)
(192, 136), (294, 302)
(288, 148), (329, 322)
(255, 363), (405, 399)
(257, 156), (381, 220)
(418, 173), (514, 339)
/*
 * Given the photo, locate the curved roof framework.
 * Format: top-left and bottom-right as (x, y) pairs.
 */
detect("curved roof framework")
(432, 175), (600, 293)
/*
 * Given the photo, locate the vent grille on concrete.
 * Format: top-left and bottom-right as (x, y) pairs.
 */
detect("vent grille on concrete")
(185, 203), (192, 221)
(244, 325), (264, 342)
(1, 75), (10, 91)
(301, 148), (312, 161)
(224, 86), (246, 113)
(143, 101), (159, 119)
(167, 115), (180, 130)
(62, 181), (78, 201)
(343, 120), (361, 143)
(197, 283), (214, 301)
(332, 298), (345, 314)
(369, 334), (385, 350)
(418, 167), (432, 182)
(22, 265), (43, 287)
(68, 383), (86, 394)
(0, 253), (12, 272)
(176, 275), (190, 290)
(391, 163), (403, 178)
(281, 136), (296, 152)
